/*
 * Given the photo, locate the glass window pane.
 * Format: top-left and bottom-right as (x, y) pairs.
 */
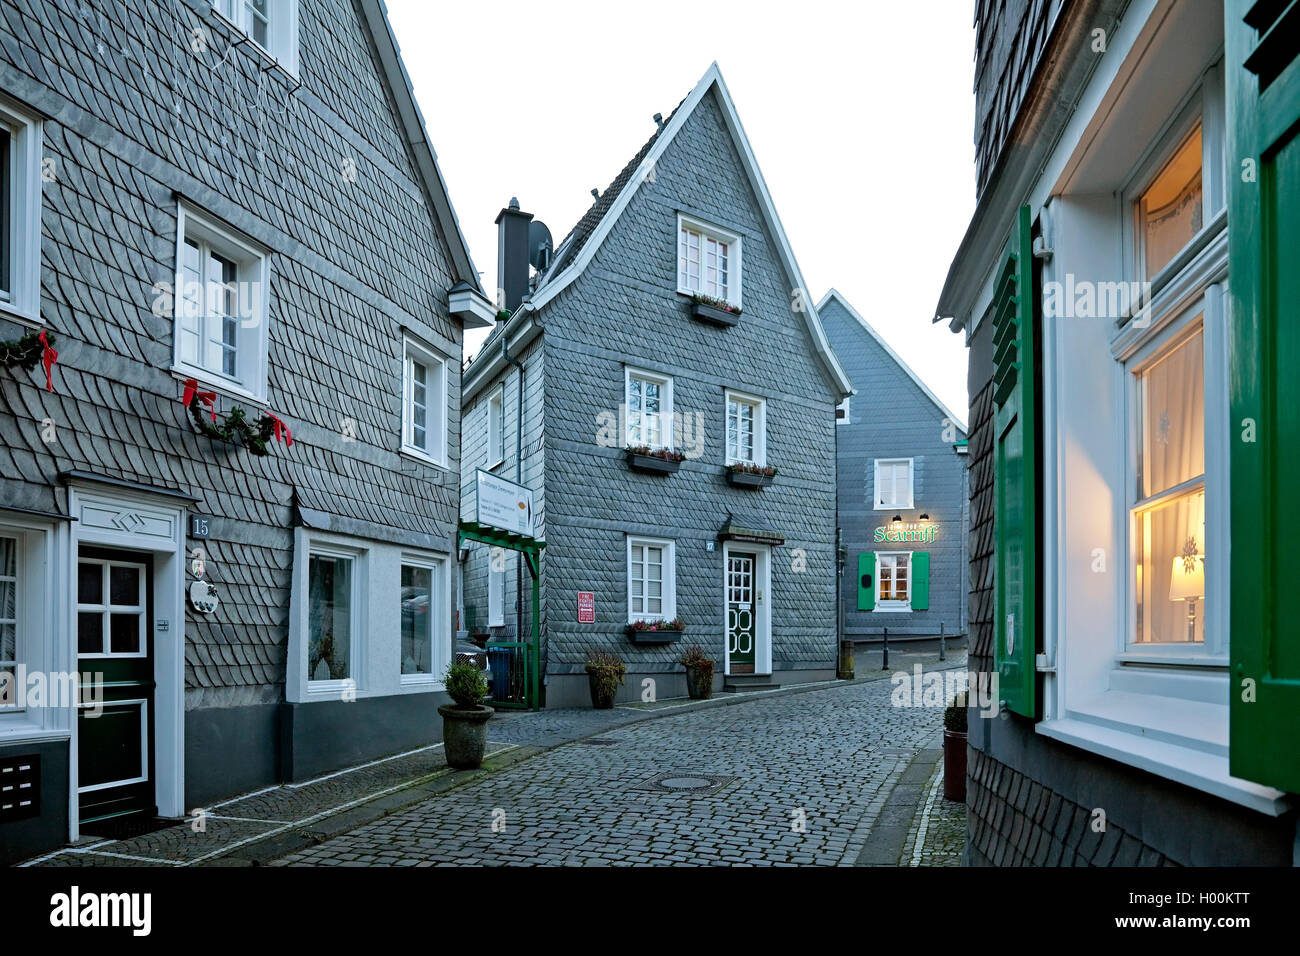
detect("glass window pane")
(1135, 489), (1206, 644)
(1, 126), (11, 295)
(78, 562), (103, 604)
(1, 622), (15, 664)
(110, 613), (141, 654)
(78, 612), (103, 654)
(308, 555), (352, 680)
(1139, 327), (1205, 497)
(1140, 126), (1203, 280)
(110, 565), (141, 606)
(401, 564), (433, 675)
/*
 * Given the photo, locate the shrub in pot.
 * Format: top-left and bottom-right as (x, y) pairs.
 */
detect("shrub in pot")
(585, 650), (626, 709)
(679, 644), (715, 700)
(943, 697), (968, 803)
(438, 661), (493, 769)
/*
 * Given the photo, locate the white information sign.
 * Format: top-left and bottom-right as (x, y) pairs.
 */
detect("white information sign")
(476, 469), (535, 537)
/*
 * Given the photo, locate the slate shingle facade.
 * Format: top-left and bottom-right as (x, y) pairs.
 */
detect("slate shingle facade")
(0, 0), (488, 863)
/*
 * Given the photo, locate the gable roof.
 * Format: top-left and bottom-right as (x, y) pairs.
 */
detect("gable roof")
(357, 0), (487, 305)
(818, 289), (967, 433)
(467, 63), (852, 399)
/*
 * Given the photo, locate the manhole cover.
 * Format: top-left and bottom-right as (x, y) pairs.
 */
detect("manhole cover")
(641, 772), (736, 795)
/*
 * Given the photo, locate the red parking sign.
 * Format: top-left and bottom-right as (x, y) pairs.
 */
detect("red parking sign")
(577, 591), (595, 623)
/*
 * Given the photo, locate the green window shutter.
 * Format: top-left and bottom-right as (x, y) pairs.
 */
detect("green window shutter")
(992, 204), (1038, 719)
(857, 552), (875, 611)
(910, 552), (930, 610)
(1227, 0), (1300, 794)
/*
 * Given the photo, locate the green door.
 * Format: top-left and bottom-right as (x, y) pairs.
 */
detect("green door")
(727, 552), (756, 673)
(76, 547), (156, 830)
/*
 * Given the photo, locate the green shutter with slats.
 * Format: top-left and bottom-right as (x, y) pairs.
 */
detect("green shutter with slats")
(992, 204), (1038, 719)
(910, 552), (929, 610)
(857, 552), (875, 611)
(1227, 0), (1300, 793)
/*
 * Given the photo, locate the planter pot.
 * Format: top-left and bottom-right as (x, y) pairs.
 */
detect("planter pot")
(587, 673), (621, 709)
(690, 301), (740, 327)
(626, 626), (685, 645)
(626, 451), (681, 474)
(685, 664), (714, 700)
(943, 728), (967, 802)
(726, 469), (774, 488)
(438, 703), (494, 769)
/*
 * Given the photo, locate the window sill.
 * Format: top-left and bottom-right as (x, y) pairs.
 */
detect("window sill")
(170, 366), (267, 408)
(1039, 691), (1291, 816)
(873, 604), (912, 613)
(487, 458), (505, 471)
(0, 299), (42, 327)
(399, 675), (443, 690)
(874, 504), (914, 512)
(208, 7), (300, 80)
(676, 288), (741, 312)
(400, 447), (450, 471)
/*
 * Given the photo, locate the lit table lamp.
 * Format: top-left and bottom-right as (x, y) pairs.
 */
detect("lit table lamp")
(1168, 556), (1205, 643)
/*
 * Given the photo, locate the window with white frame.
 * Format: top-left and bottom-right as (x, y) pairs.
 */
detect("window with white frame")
(725, 390), (765, 465)
(0, 536), (18, 707)
(402, 338), (449, 466)
(487, 547), (505, 628)
(628, 537), (675, 622)
(874, 458), (914, 509)
(210, 0), (300, 73)
(1137, 124), (1203, 281)
(76, 558), (147, 658)
(876, 552), (911, 608)
(173, 204), (270, 401)
(488, 386), (505, 468)
(0, 97), (42, 321)
(307, 551), (356, 684)
(836, 397), (851, 425)
(678, 215), (741, 306)
(400, 558), (445, 678)
(625, 368), (672, 450)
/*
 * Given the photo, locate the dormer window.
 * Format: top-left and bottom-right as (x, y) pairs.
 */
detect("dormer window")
(677, 215), (741, 307)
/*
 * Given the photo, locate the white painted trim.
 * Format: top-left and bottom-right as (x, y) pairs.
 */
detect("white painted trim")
(873, 550), (913, 612)
(723, 388), (765, 466)
(401, 335), (450, 468)
(721, 542), (771, 676)
(819, 289), (966, 432)
(676, 213), (742, 308)
(522, 64), (851, 399)
(398, 551), (450, 685)
(208, 0), (300, 78)
(624, 366), (674, 451)
(626, 535), (676, 624)
(487, 548), (505, 628)
(873, 458), (915, 510)
(448, 285), (495, 329)
(0, 94), (43, 324)
(301, 541), (366, 693)
(487, 385), (505, 470)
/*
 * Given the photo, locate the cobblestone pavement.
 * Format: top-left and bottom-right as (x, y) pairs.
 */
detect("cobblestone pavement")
(273, 658), (966, 867)
(900, 757), (966, 866)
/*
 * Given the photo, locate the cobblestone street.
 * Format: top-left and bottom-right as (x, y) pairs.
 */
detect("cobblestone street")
(272, 659), (966, 867)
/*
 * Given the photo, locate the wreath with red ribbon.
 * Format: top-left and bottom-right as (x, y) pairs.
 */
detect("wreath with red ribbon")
(1, 330), (58, 391)
(180, 378), (292, 456)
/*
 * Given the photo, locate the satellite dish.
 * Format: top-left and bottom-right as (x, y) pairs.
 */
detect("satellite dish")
(528, 220), (553, 272)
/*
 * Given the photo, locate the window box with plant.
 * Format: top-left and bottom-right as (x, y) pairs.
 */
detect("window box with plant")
(585, 650), (627, 709)
(688, 293), (742, 327)
(725, 462), (776, 488)
(437, 661), (493, 769)
(679, 644), (715, 699)
(625, 445), (685, 474)
(625, 617), (686, 645)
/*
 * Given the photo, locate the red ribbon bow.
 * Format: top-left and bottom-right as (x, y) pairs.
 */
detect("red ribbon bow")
(181, 378), (217, 422)
(38, 331), (57, 392)
(266, 412), (292, 447)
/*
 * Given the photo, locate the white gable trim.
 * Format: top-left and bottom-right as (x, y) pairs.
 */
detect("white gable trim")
(526, 63), (852, 399)
(818, 289), (967, 432)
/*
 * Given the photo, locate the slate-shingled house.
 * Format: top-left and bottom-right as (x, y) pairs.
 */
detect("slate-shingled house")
(937, 0), (1298, 864)
(0, 0), (493, 861)
(459, 64), (852, 707)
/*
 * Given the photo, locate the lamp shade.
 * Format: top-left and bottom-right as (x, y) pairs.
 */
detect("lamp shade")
(1168, 555), (1205, 602)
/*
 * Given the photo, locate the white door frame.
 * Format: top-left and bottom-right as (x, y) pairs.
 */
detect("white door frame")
(67, 486), (187, 839)
(721, 542), (772, 676)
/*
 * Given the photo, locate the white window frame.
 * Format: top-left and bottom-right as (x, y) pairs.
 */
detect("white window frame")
(0, 96), (43, 324)
(399, 554), (448, 685)
(625, 367), (674, 451)
(836, 397), (851, 425)
(487, 385), (505, 470)
(172, 202), (270, 403)
(677, 214), (742, 308)
(724, 389), (766, 466)
(75, 558), (148, 660)
(401, 336), (449, 467)
(874, 551), (912, 612)
(210, 0), (300, 76)
(627, 536), (676, 624)
(487, 547), (505, 628)
(873, 458), (914, 510)
(0, 533), (21, 710)
(304, 543), (364, 695)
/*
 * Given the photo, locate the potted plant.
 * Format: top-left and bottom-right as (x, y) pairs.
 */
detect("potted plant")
(437, 661), (493, 769)
(943, 696), (968, 802)
(688, 292), (742, 327)
(725, 462), (777, 488)
(585, 650), (626, 709)
(625, 617), (686, 645)
(679, 644), (715, 700)
(625, 445), (686, 474)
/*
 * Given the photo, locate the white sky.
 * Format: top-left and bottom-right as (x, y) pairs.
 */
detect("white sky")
(385, 0), (977, 422)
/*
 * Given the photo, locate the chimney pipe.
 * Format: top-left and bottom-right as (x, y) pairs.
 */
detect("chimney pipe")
(495, 197), (534, 314)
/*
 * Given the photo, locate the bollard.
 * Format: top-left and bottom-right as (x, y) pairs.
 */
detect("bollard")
(881, 626), (889, 671)
(838, 640), (855, 680)
(939, 622), (946, 661)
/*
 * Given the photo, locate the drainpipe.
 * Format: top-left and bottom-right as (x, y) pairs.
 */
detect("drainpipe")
(501, 330), (525, 652)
